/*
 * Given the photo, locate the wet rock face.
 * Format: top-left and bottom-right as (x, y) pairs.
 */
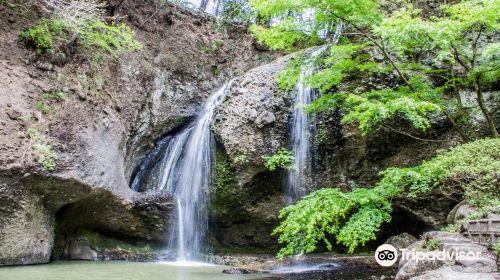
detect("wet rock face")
(211, 54), (296, 250)
(213, 54), (295, 186)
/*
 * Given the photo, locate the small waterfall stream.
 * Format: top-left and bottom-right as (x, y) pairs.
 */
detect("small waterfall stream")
(285, 46), (328, 202)
(286, 21), (343, 202)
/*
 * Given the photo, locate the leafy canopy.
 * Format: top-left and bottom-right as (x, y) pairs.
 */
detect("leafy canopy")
(249, 0), (382, 52)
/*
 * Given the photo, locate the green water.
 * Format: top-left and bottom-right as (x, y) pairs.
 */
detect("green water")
(0, 261), (265, 280)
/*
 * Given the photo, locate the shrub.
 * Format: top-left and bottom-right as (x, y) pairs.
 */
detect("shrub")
(264, 148), (295, 171)
(277, 55), (304, 92)
(21, 13), (141, 61)
(20, 18), (66, 53)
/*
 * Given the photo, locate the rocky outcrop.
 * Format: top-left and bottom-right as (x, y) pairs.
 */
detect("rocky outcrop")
(213, 54), (295, 185)
(395, 231), (497, 280)
(0, 0), (274, 265)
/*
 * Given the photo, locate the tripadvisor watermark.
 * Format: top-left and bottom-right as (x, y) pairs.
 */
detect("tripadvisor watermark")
(374, 244), (482, 267)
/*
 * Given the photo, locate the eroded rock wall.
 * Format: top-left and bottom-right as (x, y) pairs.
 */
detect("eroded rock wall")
(0, 0), (275, 265)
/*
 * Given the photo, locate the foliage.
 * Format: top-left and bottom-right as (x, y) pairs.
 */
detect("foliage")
(220, 0), (254, 24)
(495, 242), (500, 257)
(277, 54), (304, 92)
(33, 144), (57, 171)
(273, 185), (396, 257)
(233, 150), (249, 165)
(315, 124), (329, 145)
(254, 0), (500, 138)
(264, 148), (295, 171)
(274, 138), (500, 256)
(249, 18), (319, 52)
(21, 15), (141, 61)
(306, 43), (389, 93)
(20, 18), (66, 53)
(249, 0), (381, 51)
(423, 239), (441, 251)
(309, 84), (442, 135)
(80, 20), (142, 58)
(378, 138), (500, 207)
(442, 223), (459, 233)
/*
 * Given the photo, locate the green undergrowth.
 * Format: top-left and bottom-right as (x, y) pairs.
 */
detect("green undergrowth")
(274, 138), (500, 257)
(21, 17), (141, 62)
(277, 54), (305, 92)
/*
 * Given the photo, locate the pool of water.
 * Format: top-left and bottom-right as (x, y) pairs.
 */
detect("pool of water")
(0, 260), (395, 280)
(0, 261), (265, 280)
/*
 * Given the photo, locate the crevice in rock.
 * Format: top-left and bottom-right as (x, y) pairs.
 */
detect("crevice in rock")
(128, 117), (195, 192)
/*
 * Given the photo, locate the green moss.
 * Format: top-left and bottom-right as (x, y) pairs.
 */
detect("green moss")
(233, 150), (249, 165)
(81, 230), (161, 253)
(211, 150), (249, 219)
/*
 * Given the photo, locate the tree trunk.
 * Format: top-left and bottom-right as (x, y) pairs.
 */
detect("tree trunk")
(474, 79), (499, 137)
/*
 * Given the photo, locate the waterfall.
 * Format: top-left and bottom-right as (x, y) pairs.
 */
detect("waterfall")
(285, 21), (343, 202)
(146, 82), (233, 261)
(285, 47), (324, 202)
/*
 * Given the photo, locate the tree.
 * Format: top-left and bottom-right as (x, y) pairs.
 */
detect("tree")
(251, 0), (499, 139)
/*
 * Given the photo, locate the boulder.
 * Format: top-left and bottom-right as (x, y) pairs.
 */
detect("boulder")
(409, 267), (496, 280)
(386, 233), (418, 250)
(68, 241), (98, 261)
(395, 231), (498, 280)
(447, 201), (479, 224)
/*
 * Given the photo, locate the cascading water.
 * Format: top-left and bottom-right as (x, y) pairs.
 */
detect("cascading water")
(136, 82), (233, 262)
(285, 47), (327, 202)
(286, 22), (343, 202)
